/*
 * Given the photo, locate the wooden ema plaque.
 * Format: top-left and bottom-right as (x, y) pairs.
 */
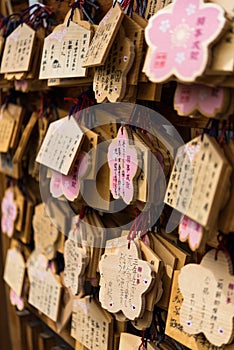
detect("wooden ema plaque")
(144, 0), (226, 82)
(0, 103), (24, 153)
(33, 203), (60, 260)
(27, 251), (62, 322)
(81, 211), (106, 281)
(108, 127), (141, 205)
(165, 271), (217, 350)
(164, 134), (232, 229)
(179, 250), (234, 347)
(93, 27), (135, 103)
(71, 296), (113, 350)
(4, 247), (25, 297)
(56, 273), (73, 333)
(39, 14), (91, 79)
(64, 226), (89, 296)
(119, 333), (142, 350)
(0, 110), (15, 153)
(133, 131), (159, 204)
(82, 3), (124, 67)
(151, 234), (178, 310)
(1, 23), (35, 74)
(99, 237), (153, 320)
(36, 115), (85, 176)
(123, 15), (144, 86)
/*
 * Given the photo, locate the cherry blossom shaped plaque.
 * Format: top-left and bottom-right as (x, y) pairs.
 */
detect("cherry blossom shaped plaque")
(1, 188), (17, 237)
(179, 215), (203, 251)
(144, 0), (226, 82)
(179, 250), (234, 347)
(99, 237), (153, 320)
(50, 152), (89, 201)
(108, 127), (140, 205)
(174, 84), (230, 117)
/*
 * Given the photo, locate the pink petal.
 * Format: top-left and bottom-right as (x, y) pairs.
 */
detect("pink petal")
(175, 84), (198, 115)
(179, 216), (189, 241)
(146, 48), (176, 82)
(198, 6), (225, 43)
(10, 289), (17, 305)
(189, 229), (203, 251)
(1, 197), (8, 215)
(50, 171), (63, 198)
(1, 217), (14, 237)
(16, 298), (24, 311)
(145, 12), (172, 47)
(173, 0), (200, 18)
(196, 85), (224, 116)
(179, 227), (189, 241)
(1, 216), (7, 233)
(176, 48), (206, 81)
(6, 221), (14, 237)
(9, 203), (17, 221)
(62, 169), (80, 202)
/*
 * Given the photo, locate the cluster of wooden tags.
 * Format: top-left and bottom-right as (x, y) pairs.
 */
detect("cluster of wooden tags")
(0, 20), (47, 91)
(41, 4), (161, 102)
(2, 199), (65, 322)
(35, 107), (172, 211)
(9, 202), (234, 349)
(0, 102), (66, 180)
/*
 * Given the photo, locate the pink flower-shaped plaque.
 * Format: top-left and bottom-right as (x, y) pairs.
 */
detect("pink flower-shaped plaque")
(174, 83), (228, 117)
(144, 0), (226, 82)
(179, 215), (203, 251)
(108, 127), (139, 205)
(50, 152), (89, 201)
(1, 188), (17, 238)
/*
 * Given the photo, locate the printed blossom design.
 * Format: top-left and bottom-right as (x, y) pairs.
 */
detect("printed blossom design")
(179, 215), (203, 251)
(175, 52), (185, 64)
(186, 4), (196, 16)
(174, 83), (227, 117)
(159, 20), (171, 33)
(145, 0), (226, 82)
(1, 188), (17, 237)
(50, 152), (88, 201)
